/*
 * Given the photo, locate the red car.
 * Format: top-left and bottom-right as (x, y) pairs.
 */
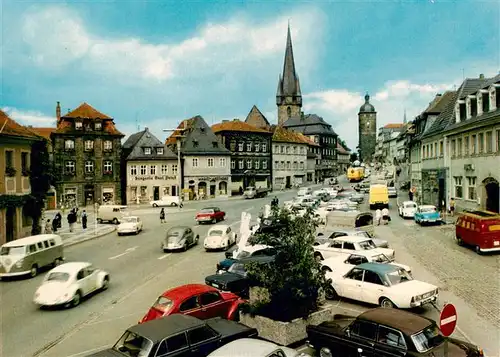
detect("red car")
(139, 284), (244, 323)
(195, 207), (226, 224)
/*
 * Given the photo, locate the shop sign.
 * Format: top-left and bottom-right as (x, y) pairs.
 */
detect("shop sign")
(133, 175), (177, 181)
(189, 176), (229, 181)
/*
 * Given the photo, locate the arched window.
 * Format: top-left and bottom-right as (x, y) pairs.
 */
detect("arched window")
(287, 107), (291, 118)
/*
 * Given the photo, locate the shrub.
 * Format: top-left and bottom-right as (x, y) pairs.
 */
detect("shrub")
(243, 206), (330, 322)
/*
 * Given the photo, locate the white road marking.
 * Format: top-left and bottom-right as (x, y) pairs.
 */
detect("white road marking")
(441, 315), (457, 325)
(84, 312), (142, 327)
(158, 253), (172, 260)
(108, 246), (138, 260)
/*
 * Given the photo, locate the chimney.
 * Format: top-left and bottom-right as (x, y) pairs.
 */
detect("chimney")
(479, 73), (485, 79)
(56, 101), (61, 122)
(144, 127), (149, 131)
(436, 93), (442, 97)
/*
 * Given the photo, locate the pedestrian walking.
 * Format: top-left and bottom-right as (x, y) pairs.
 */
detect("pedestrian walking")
(76, 208), (81, 224)
(408, 189), (414, 201)
(81, 210), (88, 229)
(52, 215), (58, 233)
(160, 208), (166, 223)
(68, 209), (77, 232)
(45, 219), (52, 234)
(375, 209), (382, 226)
(449, 197), (456, 217)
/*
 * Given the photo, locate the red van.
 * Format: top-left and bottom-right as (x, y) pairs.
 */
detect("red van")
(455, 210), (500, 254)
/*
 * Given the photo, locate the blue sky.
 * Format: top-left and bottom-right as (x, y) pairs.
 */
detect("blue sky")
(2, 0), (498, 149)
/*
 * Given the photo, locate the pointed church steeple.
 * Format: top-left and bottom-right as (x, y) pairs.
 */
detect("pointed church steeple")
(276, 22), (302, 125)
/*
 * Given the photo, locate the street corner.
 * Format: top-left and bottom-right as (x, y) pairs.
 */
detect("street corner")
(64, 226), (116, 247)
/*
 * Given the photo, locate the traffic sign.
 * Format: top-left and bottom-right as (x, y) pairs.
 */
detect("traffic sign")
(440, 304), (457, 337)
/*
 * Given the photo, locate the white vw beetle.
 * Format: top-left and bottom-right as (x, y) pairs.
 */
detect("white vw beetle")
(313, 236), (395, 262)
(321, 252), (412, 275)
(207, 338), (310, 357)
(204, 225), (237, 251)
(398, 201), (417, 218)
(325, 262), (438, 309)
(117, 216), (143, 236)
(33, 262), (109, 308)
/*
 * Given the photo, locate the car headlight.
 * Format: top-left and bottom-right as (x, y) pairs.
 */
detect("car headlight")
(15, 259), (24, 268)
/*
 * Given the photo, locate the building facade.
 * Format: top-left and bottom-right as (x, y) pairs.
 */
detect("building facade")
(51, 102), (124, 207)
(122, 128), (178, 204)
(0, 110), (40, 244)
(272, 126), (316, 189)
(358, 94), (377, 163)
(336, 142), (351, 173)
(166, 116), (231, 200)
(212, 119), (272, 194)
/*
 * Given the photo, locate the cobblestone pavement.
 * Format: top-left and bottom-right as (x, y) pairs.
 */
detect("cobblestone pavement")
(384, 209), (500, 328)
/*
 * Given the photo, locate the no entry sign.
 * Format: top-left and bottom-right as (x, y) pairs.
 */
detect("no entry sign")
(440, 303), (457, 337)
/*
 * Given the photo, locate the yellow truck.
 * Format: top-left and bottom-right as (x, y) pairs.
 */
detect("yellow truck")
(369, 184), (389, 209)
(347, 167), (365, 182)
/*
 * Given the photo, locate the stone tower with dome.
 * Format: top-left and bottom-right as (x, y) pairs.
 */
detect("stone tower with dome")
(358, 93), (377, 163)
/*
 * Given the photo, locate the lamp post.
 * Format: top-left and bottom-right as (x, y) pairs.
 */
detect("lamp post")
(163, 123), (187, 210)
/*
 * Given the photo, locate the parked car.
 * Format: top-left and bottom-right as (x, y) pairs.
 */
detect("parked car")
(315, 230), (389, 248)
(217, 245), (276, 273)
(139, 284), (244, 323)
(206, 256), (274, 298)
(414, 205), (442, 225)
(325, 262), (438, 308)
(162, 226), (199, 252)
(204, 225), (237, 251)
(150, 195), (181, 207)
(306, 308), (484, 357)
(321, 252), (411, 275)
(196, 207), (225, 224)
(455, 209), (500, 254)
(297, 187), (313, 196)
(117, 216), (143, 236)
(349, 193), (364, 203)
(88, 314), (258, 357)
(388, 186), (398, 198)
(243, 186), (270, 199)
(33, 262), (109, 308)
(208, 338), (310, 357)
(398, 201), (417, 218)
(313, 236), (395, 262)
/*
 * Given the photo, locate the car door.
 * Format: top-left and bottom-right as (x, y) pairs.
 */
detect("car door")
(337, 268), (364, 300)
(199, 291), (226, 319)
(360, 270), (386, 305)
(321, 240), (342, 259)
(184, 229), (193, 246)
(346, 320), (377, 357)
(75, 269), (92, 296)
(155, 332), (191, 357)
(342, 242), (357, 256)
(374, 325), (408, 357)
(84, 266), (100, 292)
(178, 296), (205, 319)
(187, 326), (220, 355)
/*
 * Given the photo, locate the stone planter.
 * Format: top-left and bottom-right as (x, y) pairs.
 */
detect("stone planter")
(240, 305), (336, 346)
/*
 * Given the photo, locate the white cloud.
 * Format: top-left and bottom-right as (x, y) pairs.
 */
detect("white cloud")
(2, 107), (55, 126)
(21, 7), (323, 82)
(303, 79), (458, 150)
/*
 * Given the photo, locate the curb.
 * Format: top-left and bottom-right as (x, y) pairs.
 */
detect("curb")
(63, 226), (116, 247)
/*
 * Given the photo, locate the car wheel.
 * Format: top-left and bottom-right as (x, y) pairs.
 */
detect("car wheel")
(224, 241), (230, 251)
(171, 202), (177, 207)
(380, 297), (395, 308)
(324, 285), (338, 300)
(163, 248), (168, 253)
(97, 218), (102, 224)
(455, 235), (463, 246)
(29, 265), (38, 278)
(71, 291), (82, 307)
(112, 218), (119, 225)
(152, 203), (158, 207)
(319, 347), (333, 357)
(314, 252), (323, 262)
(53, 258), (63, 267)
(183, 243), (188, 252)
(475, 245), (482, 255)
(212, 218), (216, 224)
(101, 276), (110, 290)
(322, 266), (332, 273)
(136, 228), (139, 235)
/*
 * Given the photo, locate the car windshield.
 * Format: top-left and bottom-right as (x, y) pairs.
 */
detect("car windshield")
(354, 231), (370, 238)
(236, 250), (251, 259)
(167, 230), (181, 237)
(0, 246), (26, 255)
(372, 254), (390, 263)
(412, 325), (444, 353)
(153, 296), (173, 313)
(228, 262), (247, 276)
(421, 207), (436, 213)
(46, 272), (70, 282)
(200, 209), (214, 214)
(122, 217), (137, 223)
(405, 203), (417, 208)
(209, 230), (224, 236)
(384, 268), (413, 285)
(113, 331), (154, 357)
(358, 240), (377, 250)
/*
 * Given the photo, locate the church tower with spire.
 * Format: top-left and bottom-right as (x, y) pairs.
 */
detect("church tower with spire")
(276, 24), (302, 126)
(358, 93), (377, 163)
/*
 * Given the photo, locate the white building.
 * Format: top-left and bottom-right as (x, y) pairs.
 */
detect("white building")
(123, 128), (178, 204)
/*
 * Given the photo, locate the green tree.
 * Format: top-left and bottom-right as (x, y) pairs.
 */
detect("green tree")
(350, 152), (358, 162)
(243, 206), (330, 322)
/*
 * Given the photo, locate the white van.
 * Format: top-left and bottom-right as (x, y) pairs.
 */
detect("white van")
(0, 234), (64, 278)
(97, 205), (128, 224)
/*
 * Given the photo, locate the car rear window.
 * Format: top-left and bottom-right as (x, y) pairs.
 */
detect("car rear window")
(200, 209), (214, 214)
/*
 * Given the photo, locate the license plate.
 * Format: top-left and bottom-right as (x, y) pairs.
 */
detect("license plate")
(489, 225), (500, 231)
(494, 241), (500, 246)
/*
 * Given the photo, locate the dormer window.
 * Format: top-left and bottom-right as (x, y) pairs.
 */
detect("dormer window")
(193, 140), (199, 148)
(157, 147), (164, 155)
(459, 103), (466, 122)
(84, 122), (92, 131)
(95, 122), (102, 130)
(489, 86), (497, 111)
(75, 121), (83, 130)
(144, 147), (152, 155)
(482, 92), (489, 112)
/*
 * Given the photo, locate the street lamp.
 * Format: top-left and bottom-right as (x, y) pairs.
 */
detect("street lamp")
(163, 122), (187, 210)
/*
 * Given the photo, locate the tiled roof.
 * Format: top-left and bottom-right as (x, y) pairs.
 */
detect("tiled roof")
(212, 119), (271, 134)
(0, 110), (41, 140)
(336, 142), (350, 154)
(245, 105), (270, 129)
(62, 102), (112, 119)
(125, 128), (177, 161)
(424, 91), (455, 114)
(166, 116), (230, 156)
(272, 125), (318, 146)
(283, 114), (337, 136)
(28, 127), (55, 140)
(444, 107), (500, 133)
(383, 123), (405, 129)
